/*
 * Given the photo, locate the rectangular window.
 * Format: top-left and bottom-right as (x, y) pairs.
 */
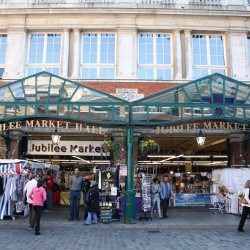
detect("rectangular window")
(192, 34), (226, 79)
(81, 33), (115, 79)
(0, 34), (7, 78)
(138, 33), (172, 80)
(27, 33), (62, 75)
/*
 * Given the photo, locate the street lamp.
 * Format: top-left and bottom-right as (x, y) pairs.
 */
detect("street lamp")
(196, 129), (206, 147)
(51, 127), (61, 145)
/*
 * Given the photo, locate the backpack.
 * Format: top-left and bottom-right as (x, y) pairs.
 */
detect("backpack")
(51, 183), (60, 192)
(81, 181), (88, 193)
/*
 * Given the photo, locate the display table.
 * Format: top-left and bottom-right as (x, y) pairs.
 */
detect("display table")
(174, 193), (212, 206)
(60, 191), (84, 205)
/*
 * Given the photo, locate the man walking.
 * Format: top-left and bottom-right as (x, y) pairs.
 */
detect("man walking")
(69, 167), (83, 221)
(160, 176), (174, 219)
(45, 173), (54, 212)
(23, 174), (40, 230)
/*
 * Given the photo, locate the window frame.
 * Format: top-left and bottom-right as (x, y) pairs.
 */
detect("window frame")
(80, 32), (116, 80)
(192, 33), (227, 79)
(247, 36), (250, 77)
(0, 34), (7, 78)
(26, 32), (62, 76)
(138, 32), (173, 80)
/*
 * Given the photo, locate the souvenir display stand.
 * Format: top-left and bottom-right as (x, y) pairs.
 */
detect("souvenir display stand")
(95, 165), (121, 221)
(99, 201), (113, 224)
(139, 173), (152, 221)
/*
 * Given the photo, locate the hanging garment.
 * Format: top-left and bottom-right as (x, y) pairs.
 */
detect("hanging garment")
(0, 164), (13, 220)
(11, 178), (18, 202)
(0, 176), (3, 196)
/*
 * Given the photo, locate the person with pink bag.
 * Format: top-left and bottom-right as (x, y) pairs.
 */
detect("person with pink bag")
(29, 180), (47, 236)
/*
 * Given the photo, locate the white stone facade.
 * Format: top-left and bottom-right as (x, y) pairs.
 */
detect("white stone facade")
(0, 0), (250, 83)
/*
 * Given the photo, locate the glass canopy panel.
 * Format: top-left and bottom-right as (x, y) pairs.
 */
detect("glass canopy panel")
(36, 75), (51, 93)
(224, 79), (237, 98)
(48, 105), (58, 116)
(90, 106), (110, 122)
(236, 86), (249, 103)
(9, 81), (25, 99)
(211, 75), (224, 95)
(26, 105), (36, 116)
(197, 79), (211, 100)
(0, 87), (14, 102)
(182, 83), (200, 101)
(147, 106), (172, 122)
(245, 108), (250, 119)
(68, 105), (80, 119)
(62, 81), (78, 100)
(235, 107), (245, 118)
(113, 105), (128, 122)
(17, 105), (25, 117)
(23, 77), (37, 97)
(58, 105), (68, 116)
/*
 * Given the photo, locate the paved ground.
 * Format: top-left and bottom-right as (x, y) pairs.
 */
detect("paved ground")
(0, 206), (250, 250)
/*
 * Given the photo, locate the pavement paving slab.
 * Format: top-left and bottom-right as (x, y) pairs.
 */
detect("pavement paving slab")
(0, 206), (249, 250)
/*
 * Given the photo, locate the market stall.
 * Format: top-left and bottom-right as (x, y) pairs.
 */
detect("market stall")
(212, 168), (250, 215)
(0, 160), (29, 220)
(0, 160), (61, 220)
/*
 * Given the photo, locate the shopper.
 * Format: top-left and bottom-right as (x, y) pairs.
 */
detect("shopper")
(29, 180), (47, 236)
(23, 174), (40, 231)
(82, 175), (91, 220)
(45, 173), (54, 212)
(237, 180), (250, 232)
(69, 167), (83, 221)
(151, 177), (161, 219)
(160, 176), (174, 219)
(84, 181), (99, 225)
(82, 175), (91, 204)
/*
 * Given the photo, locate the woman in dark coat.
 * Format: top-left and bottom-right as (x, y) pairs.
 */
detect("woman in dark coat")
(85, 181), (99, 225)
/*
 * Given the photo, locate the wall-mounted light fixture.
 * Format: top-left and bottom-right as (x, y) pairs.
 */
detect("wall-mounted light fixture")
(51, 127), (61, 145)
(196, 129), (206, 147)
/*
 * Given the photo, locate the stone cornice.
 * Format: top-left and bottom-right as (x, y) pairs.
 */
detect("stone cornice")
(0, 7), (250, 18)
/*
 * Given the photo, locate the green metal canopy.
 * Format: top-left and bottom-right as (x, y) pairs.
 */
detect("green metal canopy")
(0, 72), (249, 126)
(131, 73), (250, 125)
(0, 71), (129, 125)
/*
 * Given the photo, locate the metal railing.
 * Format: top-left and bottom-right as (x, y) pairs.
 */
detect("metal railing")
(140, 0), (175, 4)
(189, 0), (223, 5)
(79, 0), (115, 3)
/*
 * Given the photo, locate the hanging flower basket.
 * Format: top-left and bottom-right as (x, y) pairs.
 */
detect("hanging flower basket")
(101, 140), (122, 164)
(139, 139), (160, 159)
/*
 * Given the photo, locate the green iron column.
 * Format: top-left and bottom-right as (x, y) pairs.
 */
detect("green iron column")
(124, 125), (136, 224)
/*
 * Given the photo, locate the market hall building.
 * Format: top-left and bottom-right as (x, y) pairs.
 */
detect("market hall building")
(0, 0), (250, 223)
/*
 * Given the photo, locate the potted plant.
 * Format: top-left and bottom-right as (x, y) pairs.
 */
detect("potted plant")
(101, 140), (122, 164)
(139, 139), (160, 159)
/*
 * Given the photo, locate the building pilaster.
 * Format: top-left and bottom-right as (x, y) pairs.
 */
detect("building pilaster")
(71, 28), (80, 79)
